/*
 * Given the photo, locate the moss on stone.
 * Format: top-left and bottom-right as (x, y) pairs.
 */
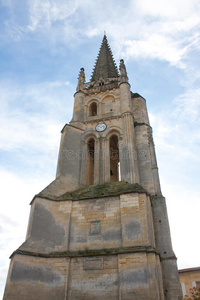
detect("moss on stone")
(13, 246), (159, 259)
(38, 181), (147, 201)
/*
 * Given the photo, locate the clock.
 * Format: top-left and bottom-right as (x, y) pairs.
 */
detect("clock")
(95, 123), (107, 132)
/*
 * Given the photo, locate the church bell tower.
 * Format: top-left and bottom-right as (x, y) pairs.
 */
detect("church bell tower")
(3, 35), (182, 300)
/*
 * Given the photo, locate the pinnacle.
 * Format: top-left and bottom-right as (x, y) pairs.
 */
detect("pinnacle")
(90, 35), (119, 82)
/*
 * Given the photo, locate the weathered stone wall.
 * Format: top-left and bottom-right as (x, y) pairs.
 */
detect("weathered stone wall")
(4, 252), (165, 300)
(3, 40), (182, 300)
(132, 95), (150, 125)
(135, 124), (156, 194)
(56, 125), (83, 181)
(118, 252), (164, 300)
(19, 192), (155, 254)
(3, 254), (69, 300)
(22, 198), (72, 253)
(151, 195), (183, 300)
(67, 255), (119, 300)
(3, 192), (182, 299)
(44, 88), (162, 196)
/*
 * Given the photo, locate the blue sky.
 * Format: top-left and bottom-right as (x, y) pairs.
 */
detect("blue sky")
(0, 0), (200, 297)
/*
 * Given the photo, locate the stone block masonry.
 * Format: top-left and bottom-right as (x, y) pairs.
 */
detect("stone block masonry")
(3, 35), (182, 300)
(4, 191), (164, 300)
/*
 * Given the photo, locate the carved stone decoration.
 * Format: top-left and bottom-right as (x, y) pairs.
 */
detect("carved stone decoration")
(90, 220), (101, 235)
(76, 67), (85, 91)
(83, 258), (103, 270)
(119, 59), (128, 83)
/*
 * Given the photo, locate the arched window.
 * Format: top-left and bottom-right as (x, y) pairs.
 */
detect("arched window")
(89, 102), (97, 116)
(109, 135), (120, 182)
(86, 138), (95, 185)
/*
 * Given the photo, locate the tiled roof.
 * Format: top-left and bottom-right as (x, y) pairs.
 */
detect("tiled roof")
(179, 267), (200, 273)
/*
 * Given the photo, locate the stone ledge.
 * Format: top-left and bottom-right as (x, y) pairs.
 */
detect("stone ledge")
(37, 181), (148, 202)
(131, 92), (145, 100)
(160, 255), (177, 261)
(134, 121), (151, 128)
(11, 246), (159, 259)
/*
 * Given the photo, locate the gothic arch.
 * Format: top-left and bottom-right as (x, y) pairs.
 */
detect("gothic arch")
(82, 130), (99, 142)
(87, 98), (100, 105)
(103, 126), (123, 139)
(101, 94), (115, 102)
(81, 131), (99, 186)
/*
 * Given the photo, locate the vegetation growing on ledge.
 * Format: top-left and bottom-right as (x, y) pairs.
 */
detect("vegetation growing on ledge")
(38, 181), (147, 201)
(13, 245), (158, 259)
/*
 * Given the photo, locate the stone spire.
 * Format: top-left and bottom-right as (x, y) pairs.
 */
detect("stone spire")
(119, 59), (128, 83)
(76, 67), (85, 91)
(91, 35), (119, 82)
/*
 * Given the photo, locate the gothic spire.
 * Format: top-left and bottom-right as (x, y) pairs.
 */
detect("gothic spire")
(76, 67), (85, 91)
(91, 35), (119, 82)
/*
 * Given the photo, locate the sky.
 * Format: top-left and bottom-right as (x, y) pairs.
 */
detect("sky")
(0, 0), (200, 297)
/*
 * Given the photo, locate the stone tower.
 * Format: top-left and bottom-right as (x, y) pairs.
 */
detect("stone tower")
(3, 35), (182, 300)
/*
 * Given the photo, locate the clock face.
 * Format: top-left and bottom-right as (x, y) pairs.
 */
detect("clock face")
(96, 123), (107, 132)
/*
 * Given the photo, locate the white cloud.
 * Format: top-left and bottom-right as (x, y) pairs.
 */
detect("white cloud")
(0, 80), (73, 152)
(0, 167), (55, 299)
(135, 0), (200, 19)
(123, 34), (187, 67)
(27, 0), (79, 31)
(149, 87), (200, 269)
(161, 181), (200, 269)
(173, 88), (200, 122)
(1, 0), (200, 72)
(4, 21), (25, 41)
(0, 76), (75, 298)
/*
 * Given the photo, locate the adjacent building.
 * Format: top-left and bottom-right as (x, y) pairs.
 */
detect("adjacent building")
(179, 267), (200, 297)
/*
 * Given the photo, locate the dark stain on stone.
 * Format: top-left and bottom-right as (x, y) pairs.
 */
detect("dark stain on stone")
(30, 203), (65, 247)
(70, 274), (118, 300)
(76, 236), (87, 243)
(103, 229), (121, 241)
(121, 269), (148, 285)
(125, 221), (141, 240)
(10, 261), (61, 284)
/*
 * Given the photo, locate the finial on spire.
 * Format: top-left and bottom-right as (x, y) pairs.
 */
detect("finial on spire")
(119, 59), (128, 83)
(76, 67), (85, 91)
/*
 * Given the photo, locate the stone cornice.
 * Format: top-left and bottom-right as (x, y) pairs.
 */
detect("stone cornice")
(134, 121), (151, 128)
(35, 181), (149, 202)
(10, 246), (160, 259)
